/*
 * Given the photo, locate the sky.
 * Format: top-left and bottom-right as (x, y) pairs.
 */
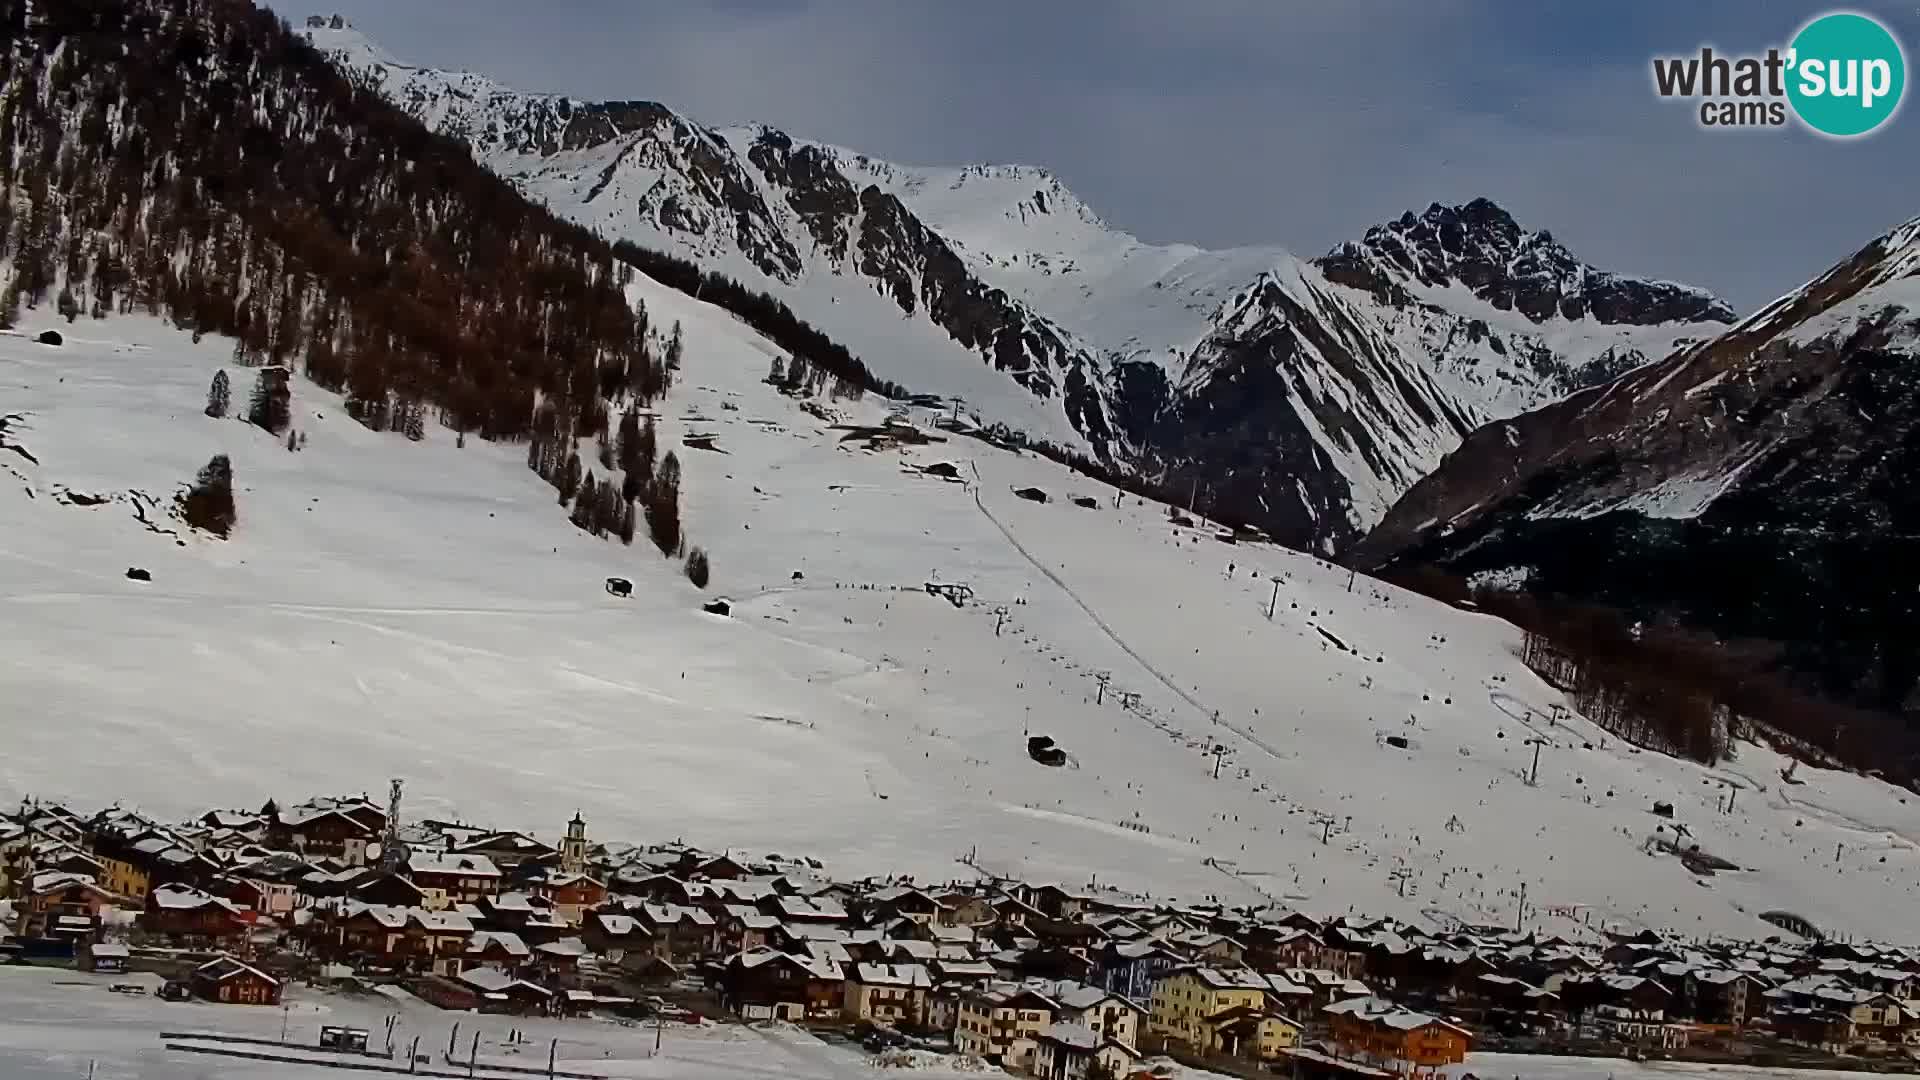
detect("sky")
(279, 1), (1920, 313)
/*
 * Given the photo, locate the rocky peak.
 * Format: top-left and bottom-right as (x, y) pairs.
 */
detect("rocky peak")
(1317, 198), (1737, 328)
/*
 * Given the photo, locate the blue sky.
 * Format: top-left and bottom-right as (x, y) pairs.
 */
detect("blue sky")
(283, 1), (1920, 311)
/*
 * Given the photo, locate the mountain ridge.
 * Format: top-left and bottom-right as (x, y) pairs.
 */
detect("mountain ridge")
(1354, 212), (1920, 713)
(304, 21), (1735, 551)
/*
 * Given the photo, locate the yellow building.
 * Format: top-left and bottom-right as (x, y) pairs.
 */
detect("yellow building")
(1149, 966), (1272, 1049)
(842, 963), (933, 1026)
(1205, 1007), (1302, 1060)
(95, 853), (152, 904)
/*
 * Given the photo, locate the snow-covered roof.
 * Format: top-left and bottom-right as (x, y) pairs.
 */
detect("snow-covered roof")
(1178, 966), (1268, 991)
(410, 909), (473, 934)
(1039, 1022), (1102, 1050)
(459, 967), (549, 996)
(468, 931), (531, 958)
(408, 851), (500, 878)
(150, 883), (243, 915)
(854, 962), (932, 988)
(537, 937), (587, 958)
(1324, 995), (1464, 1033)
(195, 954), (279, 986)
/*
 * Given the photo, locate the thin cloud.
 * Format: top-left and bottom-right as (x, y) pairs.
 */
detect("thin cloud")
(286, 0), (1920, 310)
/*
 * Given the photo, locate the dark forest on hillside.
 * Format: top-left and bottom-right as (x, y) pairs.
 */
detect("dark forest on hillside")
(1, 0), (658, 438)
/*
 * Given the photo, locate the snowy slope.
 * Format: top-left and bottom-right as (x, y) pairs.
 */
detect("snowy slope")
(6, 281), (1920, 943)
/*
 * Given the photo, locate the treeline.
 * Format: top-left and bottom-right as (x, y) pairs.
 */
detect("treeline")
(612, 239), (907, 402)
(0, 0), (651, 441)
(1385, 565), (1920, 786)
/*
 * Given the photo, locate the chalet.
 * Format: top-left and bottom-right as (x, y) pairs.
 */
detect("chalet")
(191, 955), (282, 1006)
(581, 911), (653, 958)
(864, 886), (950, 927)
(720, 904), (781, 953)
(1032, 1022), (1141, 1080)
(143, 884), (250, 944)
(1562, 973), (1672, 1022)
(956, 983), (1062, 1067)
(990, 891), (1047, 931)
(535, 872), (607, 925)
(407, 851), (501, 909)
(766, 894), (848, 925)
(1774, 1008), (1857, 1053)
(218, 875), (298, 919)
(720, 947), (842, 1021)
(1684, 968), (1756, 1026)
(934, 889), (996, 927)
(466, 930), (533, 973)
(348, 871), (430, 908)
(15, 871), (122, 944)
(680, 852), (749, 880)
(457, 966), (554, 1015)
(1324, 996), (1472, 1077)
(275, 806), (376, 865)
(1246, 926), (1349, 974)
(402, 908), (474, 976)
(451, 831), (557, 872)
(533, 937), (589, 985)
(842, 962), (934, 1026)
(480, 890), (557, 932)
(634, 902), (721, 963)
(1204, 1006), (1303, 1061)
(335, 901), (407, 959)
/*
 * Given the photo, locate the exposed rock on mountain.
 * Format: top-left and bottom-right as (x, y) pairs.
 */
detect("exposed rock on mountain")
(308, 24), (1734, 550)
(1355, 215), (1920, 711)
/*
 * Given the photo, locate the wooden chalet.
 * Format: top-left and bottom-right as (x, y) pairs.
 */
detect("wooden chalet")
(191, 955), (283, 1006)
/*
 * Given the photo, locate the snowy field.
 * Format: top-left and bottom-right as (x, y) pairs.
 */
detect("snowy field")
(0, 967), (1900, 1080)
(0, 966), (979, 1080)
(1445, 1054), (1899, 1080)
(4, 269), (1920, 943)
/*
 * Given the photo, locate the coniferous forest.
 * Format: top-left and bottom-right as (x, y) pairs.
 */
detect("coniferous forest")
(0, 0), (709, 557)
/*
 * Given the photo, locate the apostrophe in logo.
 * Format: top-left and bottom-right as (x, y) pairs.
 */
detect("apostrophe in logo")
(1786, 12), (1905, 137)
(1650, 10), (1906, 138)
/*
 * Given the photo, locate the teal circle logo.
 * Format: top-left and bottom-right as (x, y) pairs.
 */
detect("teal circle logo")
(1787, 12), (1906, 137)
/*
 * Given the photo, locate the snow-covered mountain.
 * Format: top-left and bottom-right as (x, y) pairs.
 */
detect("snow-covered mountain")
(12, 287), (1920, 943)
(303, 23), (1732, 551)
(1355, 214), (1920, 715)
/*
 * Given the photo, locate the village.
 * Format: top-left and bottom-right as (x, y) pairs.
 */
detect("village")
(3, 785), (1918, 1080)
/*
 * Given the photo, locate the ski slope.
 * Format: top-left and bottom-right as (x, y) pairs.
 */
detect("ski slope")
(3, 275), (1918, 943)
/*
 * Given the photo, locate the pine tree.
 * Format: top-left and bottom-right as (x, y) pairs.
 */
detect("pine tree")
(247, 367), (290, 434)
(685, 546), (711, 589)
(615, 409), (641, 473)
(403, 401), (426, 442)
(636, 417), (658, 484)
(286, 427), (297, 452)
(665, 320), (684, 371)
(177, 453), (236, 536)
(205, 370), (230, 419)
(619, 498), (637, 545)
(571, 473), (597, 530)
(558, 450), (582, 505)
(646, 451), (682, 557)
